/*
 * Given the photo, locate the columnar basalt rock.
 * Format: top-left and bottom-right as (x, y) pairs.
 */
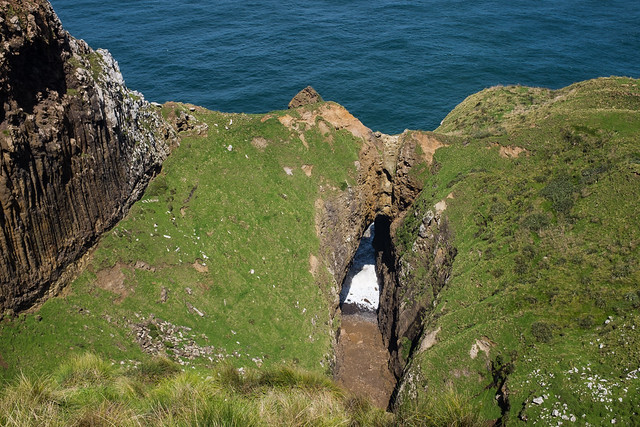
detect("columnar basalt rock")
(0, 0), (175, 312)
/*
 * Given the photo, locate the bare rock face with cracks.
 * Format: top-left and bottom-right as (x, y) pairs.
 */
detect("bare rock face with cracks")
(0, 0), (176, 312)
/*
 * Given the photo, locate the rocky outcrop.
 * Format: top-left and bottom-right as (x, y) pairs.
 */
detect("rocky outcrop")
(373, 131), (456, 379)
(285, 87), (454, 370)
(288, 86), (454, 389)
(377, 207), (457, 379)
(0, 0), (175, 312)
(288, 86), (323, 109)
(301, 103), (385, 309)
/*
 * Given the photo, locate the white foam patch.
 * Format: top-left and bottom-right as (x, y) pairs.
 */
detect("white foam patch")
(340, 224), (379, 311)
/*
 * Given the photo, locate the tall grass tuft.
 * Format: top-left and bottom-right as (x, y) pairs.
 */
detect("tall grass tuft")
(396, 385), (483, 427)
(0, 354), (393, 425)
(126, 356), (180, 385)
(54, 352), (114, 388)
(70, 401), (142, 427)
(0, 373), (63, 426)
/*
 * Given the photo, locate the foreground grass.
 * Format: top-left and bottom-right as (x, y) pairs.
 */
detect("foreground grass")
(0, 353), (486, 426)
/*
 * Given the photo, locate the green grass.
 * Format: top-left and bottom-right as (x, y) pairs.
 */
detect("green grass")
(393, 77), (640, 424)
(0, 353), (392, 426)
(0, 103), (361, 380)
(1, 77), (639, 425)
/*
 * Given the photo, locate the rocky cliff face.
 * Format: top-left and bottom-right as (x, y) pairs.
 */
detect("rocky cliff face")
(296, 91), (455, 386)
(0, 0), (175, 312)
(373, 131), (456, 379)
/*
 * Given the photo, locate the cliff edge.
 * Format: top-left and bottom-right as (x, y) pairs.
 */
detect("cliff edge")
(0, 0), (175, 312)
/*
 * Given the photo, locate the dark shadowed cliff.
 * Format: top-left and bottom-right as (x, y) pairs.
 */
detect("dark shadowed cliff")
(0, 0), (175, 312)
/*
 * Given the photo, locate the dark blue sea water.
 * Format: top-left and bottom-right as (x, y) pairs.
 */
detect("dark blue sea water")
(50, 0), (639, 134)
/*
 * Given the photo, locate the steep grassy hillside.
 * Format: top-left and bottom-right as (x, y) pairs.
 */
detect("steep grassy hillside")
(1, 77), (638, 426)
(394, 77), (640, 424)
(0, 102), (364, 380)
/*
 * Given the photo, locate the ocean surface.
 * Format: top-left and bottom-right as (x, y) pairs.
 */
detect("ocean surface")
(50, 0), (640, 134)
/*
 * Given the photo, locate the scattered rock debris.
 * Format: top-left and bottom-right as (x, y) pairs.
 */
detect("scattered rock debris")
(159, 287), (169, 303)
(186, 301), (205, 317)
(130, 317), (264, 367)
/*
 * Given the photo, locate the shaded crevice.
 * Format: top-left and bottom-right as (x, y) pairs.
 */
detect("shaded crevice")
(372, 214), (401, 367)
(490, 356), (514, 426)
(374, 208), (458, 408)
(333, 221), (396, 409)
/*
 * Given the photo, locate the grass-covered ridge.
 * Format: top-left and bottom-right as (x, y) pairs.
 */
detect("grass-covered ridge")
(1, 77), (639, 425)
(394, 77), (640, 424)
(0, 102), (363, 380)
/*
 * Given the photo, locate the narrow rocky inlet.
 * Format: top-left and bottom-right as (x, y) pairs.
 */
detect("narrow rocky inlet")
(334, 225), (396, 409)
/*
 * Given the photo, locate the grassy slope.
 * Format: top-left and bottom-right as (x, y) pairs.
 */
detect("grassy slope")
(395, 77), (640, 424)
(0, 102), (361, 380)
(1, 77), (638, 425)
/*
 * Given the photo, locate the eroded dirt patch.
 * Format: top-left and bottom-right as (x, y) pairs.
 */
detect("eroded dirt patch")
(279, 103), (373, 145)
(95, 263), (130, 302)
(251, 136), (269, 150)
(193, 260), (209, 273)
(334, 313), (396, 409)
(410, 132), (448, 165)
(309, 254), (319, 276)
(500, 145), (527, 158)
(491, 143), (527, 158)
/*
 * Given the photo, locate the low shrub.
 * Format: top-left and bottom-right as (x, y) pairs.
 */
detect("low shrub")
(531, 321), (553, 343)
(540, 174), (578, 215)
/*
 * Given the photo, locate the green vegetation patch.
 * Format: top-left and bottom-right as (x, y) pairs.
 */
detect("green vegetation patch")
(395, 77), (640, 424)
(0, 353), (391, 426)
(0, 104), (362, 381)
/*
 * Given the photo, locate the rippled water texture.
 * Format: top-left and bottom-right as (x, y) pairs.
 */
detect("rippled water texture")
(51, 0), (640, 134)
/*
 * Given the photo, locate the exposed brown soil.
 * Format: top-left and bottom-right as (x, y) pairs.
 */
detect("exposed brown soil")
(489, 142), (527, 158)
(499, 145), (527, 158)
(95, 263), (130, 302)
(409, 131), (448, 165)
(334, 313), (396, 409)
(192, 261), (209, 273)
(251, 136), (268, 150)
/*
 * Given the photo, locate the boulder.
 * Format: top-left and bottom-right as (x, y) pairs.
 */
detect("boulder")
(288, 86), (323, 109)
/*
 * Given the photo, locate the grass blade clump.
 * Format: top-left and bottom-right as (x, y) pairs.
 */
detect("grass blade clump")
(395, 385), (483, 427)
(0, 353), (394, 425)
(0, 374), (63, 426)
(54, 352), (114, 388)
